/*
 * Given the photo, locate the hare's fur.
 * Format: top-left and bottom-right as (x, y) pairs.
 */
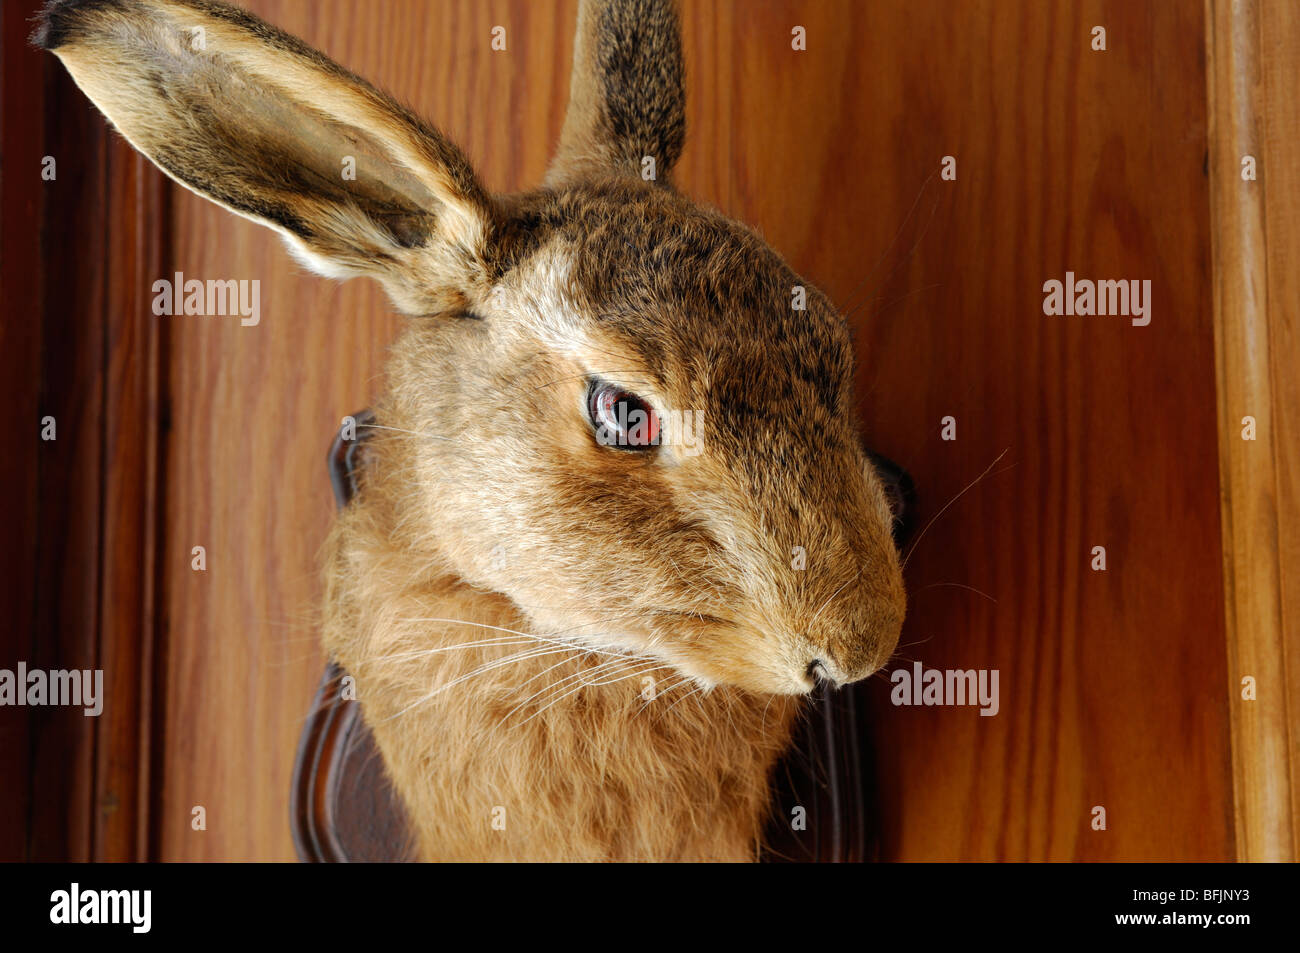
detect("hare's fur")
(39, 0), (906, 860)
(325, 422), (801, 861)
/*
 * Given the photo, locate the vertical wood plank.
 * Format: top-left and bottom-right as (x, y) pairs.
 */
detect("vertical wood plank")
(92, 141), (170, 862)
(5, 1), (170, 863)
(0, 0), (48, 863)
(25, 40), (108, 864)
(1205, 0), (1299, 861)
(1257, 0), (1300, 862)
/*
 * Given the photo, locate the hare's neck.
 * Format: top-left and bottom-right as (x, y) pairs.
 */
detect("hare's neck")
(323, 516), (799, 860)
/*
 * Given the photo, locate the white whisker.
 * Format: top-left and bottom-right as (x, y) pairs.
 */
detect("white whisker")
(902, 448), (1010, 569)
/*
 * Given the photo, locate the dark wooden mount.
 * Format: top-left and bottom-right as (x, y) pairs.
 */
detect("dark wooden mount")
(291, 410), (418, 863)
(291, 661), (418, 863)
(291, 411), (893, 862)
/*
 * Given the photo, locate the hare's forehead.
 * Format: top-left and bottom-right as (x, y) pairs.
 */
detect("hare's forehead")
(493, 227), (851, 393)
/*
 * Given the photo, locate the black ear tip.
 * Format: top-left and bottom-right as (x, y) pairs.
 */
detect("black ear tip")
(31, 0), (103, 51)
(31, 0), (74, 51)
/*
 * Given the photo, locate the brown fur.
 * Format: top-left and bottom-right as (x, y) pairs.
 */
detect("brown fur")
(38, 0), (906, 861)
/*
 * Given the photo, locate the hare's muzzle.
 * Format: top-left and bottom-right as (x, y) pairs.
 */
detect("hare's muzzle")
(803, 593), (905, 689)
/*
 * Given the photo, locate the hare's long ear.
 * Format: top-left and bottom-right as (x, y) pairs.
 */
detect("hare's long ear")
(545, 0), (685, 188)
(34, 0), (494, 314)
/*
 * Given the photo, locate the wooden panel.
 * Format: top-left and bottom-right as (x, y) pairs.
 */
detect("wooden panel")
(3, 1), (174, 863)
(728, 1), (1231, 860)
(1256, 0), (1300, 861)
(3, 14), (116, 861)
(0, 0), (50, 862)
(93, 142), (170, 862)
(2, 2), (172, 861)
(152, 0), (1233, 860)
(1206, 0), (1300, 861)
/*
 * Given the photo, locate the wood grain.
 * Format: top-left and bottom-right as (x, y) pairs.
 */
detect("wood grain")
(0, 1), (50, 862)
(1205, 0), (1299, 861)
(730, 0), (1231, 861)
(1256, 0), (1300, 863)
(10, 24), (113, 862)
(2, 4), (173, 860)
(92, 141), (170, 862)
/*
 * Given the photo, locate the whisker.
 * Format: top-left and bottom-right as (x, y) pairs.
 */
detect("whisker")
(366, 635), (545, 665)
(912, 581), (998, 604)
(633, 674), (694, 718)
(849, 280), (942, 322)
(520, 370), (658, 398)
(902, 448), (1010, 570)
(378, 645), (584, 723)
(807, 569), (862, 630)
(393, 616), (653, 663)
(895, 634), (936, 651)
(357, 422), (455, 442)
(836, 170), (938, 315)
(843, 193), (943, 320)
(655, 683), (708, 721)
(513, 659), (664, 728)
(498, 656), (632, 724)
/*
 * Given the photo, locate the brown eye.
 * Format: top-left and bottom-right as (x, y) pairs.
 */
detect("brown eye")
(587, 380), (661, 450)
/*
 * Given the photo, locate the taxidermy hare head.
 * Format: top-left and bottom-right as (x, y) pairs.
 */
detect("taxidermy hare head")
(39, 0), (909, 859)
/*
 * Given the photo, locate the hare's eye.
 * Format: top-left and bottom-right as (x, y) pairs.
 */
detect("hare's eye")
(587, 380), (660, 450)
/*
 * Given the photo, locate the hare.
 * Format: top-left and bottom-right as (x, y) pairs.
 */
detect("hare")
(38, 0), (908, 861)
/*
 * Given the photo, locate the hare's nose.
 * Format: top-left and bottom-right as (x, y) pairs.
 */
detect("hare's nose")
(805, 643), (894, 688)
(806, 659), (829, 682)
(865, 450), (916, 549)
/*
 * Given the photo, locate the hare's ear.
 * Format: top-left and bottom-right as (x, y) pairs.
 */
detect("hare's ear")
(546, 0), (685, 188)
(34, 0), (494, 314)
